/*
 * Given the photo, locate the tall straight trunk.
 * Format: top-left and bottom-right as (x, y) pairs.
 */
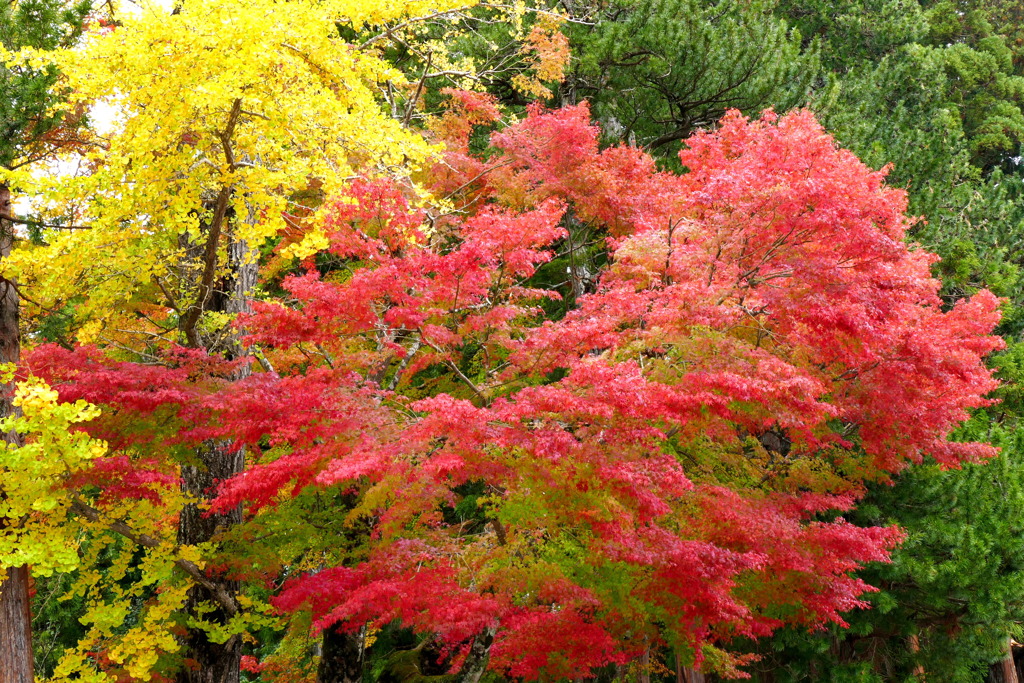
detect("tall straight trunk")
(681, 666), (706, 683)
(176, 235), (256, 683)
(317, 627), (364, 683)
(638, 644), (651, 683)
(176, 439), (245, 683)
(990, 637), (1019, 683)
(672, 649), (705, 683)
(0, 182), (32, 683)
(0, 567), (32, 683)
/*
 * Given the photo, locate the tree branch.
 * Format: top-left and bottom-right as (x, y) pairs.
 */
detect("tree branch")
(360, 8), (470, 49)
(68, 498), (239, 616)
(179, 98), (242, 347)
(0, 212), (92, 231)
(403, 52), (433, 126)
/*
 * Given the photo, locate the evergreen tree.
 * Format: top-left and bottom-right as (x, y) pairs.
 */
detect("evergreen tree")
(569, 0), (820, 157)
(0, 0), (91, 172)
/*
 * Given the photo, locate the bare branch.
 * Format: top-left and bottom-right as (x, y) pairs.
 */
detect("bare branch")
(360, 7), (472, 49)
(403, 52), (433, 126)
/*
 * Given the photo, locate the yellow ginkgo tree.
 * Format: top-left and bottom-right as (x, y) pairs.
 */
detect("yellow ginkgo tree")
(8, 0), (469, 342)
(0, 0), (474, 679)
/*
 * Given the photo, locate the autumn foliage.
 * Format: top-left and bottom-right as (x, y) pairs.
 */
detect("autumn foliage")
(24, 104), (1002, 678)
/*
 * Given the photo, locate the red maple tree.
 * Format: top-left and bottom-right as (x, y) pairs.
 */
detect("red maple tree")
(30, 104), (1003, 678)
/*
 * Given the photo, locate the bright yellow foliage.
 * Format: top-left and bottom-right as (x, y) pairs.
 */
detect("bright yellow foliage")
(5, 0), (474, 336)
(49, 517), (201, 683)
(106, 581), (191, 680)
(0, 371), (107, 578)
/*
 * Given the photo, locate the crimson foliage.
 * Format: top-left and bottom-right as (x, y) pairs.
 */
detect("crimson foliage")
(30, 104), (1003, 678)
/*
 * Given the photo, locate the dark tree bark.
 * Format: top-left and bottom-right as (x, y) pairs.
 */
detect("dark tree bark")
(0, 182), (32, 683)
(638, 645), (651, 683)
(0, 566), (32, 683)
(175, 229), (256, 683)
(176, 440), (245, 683)
(317, 627), (364, 683)
(990, 637), (1019, 683)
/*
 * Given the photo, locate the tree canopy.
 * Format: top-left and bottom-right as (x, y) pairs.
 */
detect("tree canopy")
(2, 0), (1024, 682)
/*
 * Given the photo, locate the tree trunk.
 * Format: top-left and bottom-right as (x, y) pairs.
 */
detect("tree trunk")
(638, 645), (651, 683)
(990, 637), (1019, 683)
(0, 566), (32, 683)
(458, 625), (496, 683)
(317, 627), (364, 683)
(682, 666), (706, 683)
(175, 233), (256, 683)
(176, 440), (244, 683)
(0, 182), (33, 683)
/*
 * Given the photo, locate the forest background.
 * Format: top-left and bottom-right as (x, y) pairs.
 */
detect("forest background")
(3, 0), (1024, 682)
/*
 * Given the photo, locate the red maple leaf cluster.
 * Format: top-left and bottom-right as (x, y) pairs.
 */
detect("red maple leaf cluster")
(29, 102), (1003, 677)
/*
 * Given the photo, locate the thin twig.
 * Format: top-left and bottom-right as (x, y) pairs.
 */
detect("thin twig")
(418, 334), (489, 405)
(360, 7), (471, 49)
(6, 280), (63, 315)
(153, 276), (181, 314)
